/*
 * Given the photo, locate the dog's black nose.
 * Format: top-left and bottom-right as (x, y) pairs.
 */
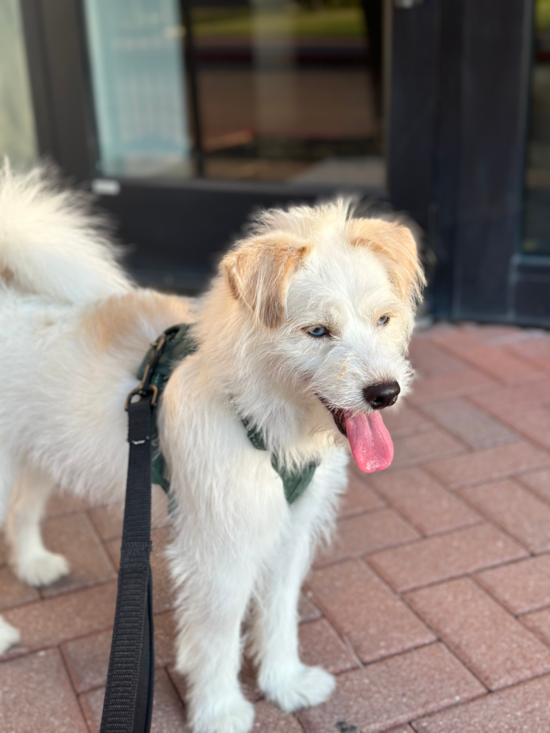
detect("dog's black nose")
(364, 381), (400, 410)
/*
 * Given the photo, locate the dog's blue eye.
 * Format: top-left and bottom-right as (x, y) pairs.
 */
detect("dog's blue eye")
(378, 315), (390, 326)
(307, 326), (328, 338)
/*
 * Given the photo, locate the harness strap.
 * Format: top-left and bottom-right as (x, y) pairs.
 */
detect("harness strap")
(100, 396), (155, 733)
(140, 324), (319, 505)
(242, 420), (318, 505)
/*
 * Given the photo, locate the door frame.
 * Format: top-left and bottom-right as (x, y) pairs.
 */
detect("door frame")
(389, 0), (547, 326)
(21, 0), (545, 322)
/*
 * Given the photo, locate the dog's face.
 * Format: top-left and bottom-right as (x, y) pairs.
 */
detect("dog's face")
(222, 202), (425, 472)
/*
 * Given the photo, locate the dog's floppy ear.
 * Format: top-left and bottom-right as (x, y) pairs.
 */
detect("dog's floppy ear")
(348, 218), (426, 304)
(222, 233), (311, 328)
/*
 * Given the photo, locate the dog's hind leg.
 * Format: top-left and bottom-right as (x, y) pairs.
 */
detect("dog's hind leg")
(0, 449), (22, 652)
(250, 496), (336, 712)
(6, 465), (70, 587)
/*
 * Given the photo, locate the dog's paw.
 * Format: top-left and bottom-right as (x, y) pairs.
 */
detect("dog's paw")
(0, 616), (21, 654)
(261, 664), (335, 712)
(191, 696), (255, 733)
(16, 550), (70, 587)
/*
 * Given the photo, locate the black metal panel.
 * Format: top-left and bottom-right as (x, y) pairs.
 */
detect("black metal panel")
(430, 0), (464, 318)
(19, 0), (57, 157)
(387, 0), (438, 234)
(515, 279), (550, 325)
(513, 256), (550, 325)
(21, 0), (96, 180)
(453, 0), (530, 320)
(389, 0), (540, 323)
(97, 179), (386, 291)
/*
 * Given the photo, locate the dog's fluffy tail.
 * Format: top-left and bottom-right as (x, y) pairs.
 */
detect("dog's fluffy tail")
(0, 161), (132, 304)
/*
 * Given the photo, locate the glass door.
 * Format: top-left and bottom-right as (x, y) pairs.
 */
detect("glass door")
(83, 0), (193, 179)
(15, 0), (550, 321)
(82, 0), (386, 190)
(190, 0), (384, 187)
(63, 0), (389, 288)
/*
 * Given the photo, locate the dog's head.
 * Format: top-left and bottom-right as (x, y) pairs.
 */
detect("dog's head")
(221, 199), (425, 473)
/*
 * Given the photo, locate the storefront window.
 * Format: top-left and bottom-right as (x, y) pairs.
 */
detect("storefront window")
(0, 0), (38, 168)
(193, 0), (383, 186)
(84, 0), (192, 178)
(84, 0), (385, 189)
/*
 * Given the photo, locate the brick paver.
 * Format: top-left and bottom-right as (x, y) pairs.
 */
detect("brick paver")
(406, 578), (550, 689)
(299, 618), (359, 674)
(368, 523), (527, 592)
(469, 379), (550, 419)
(0, 566), (40, 611)
(449, 344), (546, 384)
(389, 428), (465, 470)
(251, 700), (305, 732)
(299, 591), (322, 622)
(406, 368), (496, 404)
(475, 555), (550, 614)
(315, 508), (419, 566)
(3, 582), (117, 657)
(369, 467), (479, 536)
(0, 649), (88, 733)
(4, 323), (550, 732)
(414, 674), (550, 732)
(518, 467), (550, 502)
(41, 513), (116, 598)
(426, 441), (550, 489)
(297, 643), (484, 733)
(521, 607), (550, 646)
(461, 479), (550, 552)
(382, 402), (435, 438)
(307, 560), (435, 663)
(506, 333), (550, 360)
(408, 338), (467, 376)
(420, 398), (518, 449)
(338, 470), (387, 518)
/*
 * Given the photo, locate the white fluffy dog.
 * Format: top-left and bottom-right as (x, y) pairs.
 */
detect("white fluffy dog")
(0, 165), (424, 733)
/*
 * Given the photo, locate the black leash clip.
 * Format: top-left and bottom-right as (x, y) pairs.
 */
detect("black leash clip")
(125, 333), (168, 410)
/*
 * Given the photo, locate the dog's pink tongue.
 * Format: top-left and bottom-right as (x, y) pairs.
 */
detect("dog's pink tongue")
(344, 412), (394, 473)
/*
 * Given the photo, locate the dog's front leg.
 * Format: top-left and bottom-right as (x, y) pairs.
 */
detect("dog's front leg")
(168, 522), (268, 733)
(250, 487), (337, 712)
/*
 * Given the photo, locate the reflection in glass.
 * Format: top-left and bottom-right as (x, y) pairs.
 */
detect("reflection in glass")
(83, 0), (384, 187)
(0, 0), (38, 168)
(84, 0), (192, 177)
(191, 0), (384, 186)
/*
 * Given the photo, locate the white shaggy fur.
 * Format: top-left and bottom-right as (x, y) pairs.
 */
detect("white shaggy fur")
(0, 165), (423, 733)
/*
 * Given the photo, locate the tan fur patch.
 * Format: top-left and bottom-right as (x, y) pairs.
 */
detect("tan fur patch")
(348, 218), (425, 304)
(1, 267), (14, 283)
(83, 290), (193, 353)
(222, 233), (311, 328)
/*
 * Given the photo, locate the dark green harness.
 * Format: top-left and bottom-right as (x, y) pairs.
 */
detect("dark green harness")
(136, 324), (318, 505)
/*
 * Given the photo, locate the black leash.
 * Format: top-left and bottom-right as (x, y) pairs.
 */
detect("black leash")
(100, 335), (169, 733)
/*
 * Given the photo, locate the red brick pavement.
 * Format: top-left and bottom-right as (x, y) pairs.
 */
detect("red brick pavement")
(5, 323), (550, 731)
